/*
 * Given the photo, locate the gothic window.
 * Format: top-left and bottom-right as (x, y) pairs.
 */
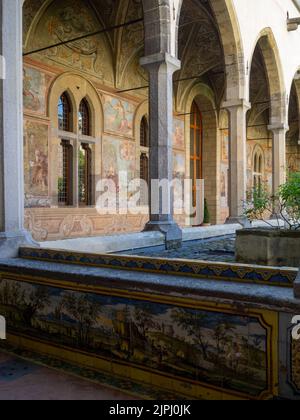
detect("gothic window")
(140, 116), (149, 148)
(190, 101), (203, 206)
(79, 99), (91, 136)
(58, 140), (73, 206)
(58, 92), (72, 132)
(78, 143), (92, 206)
(253, 149), (263, 190)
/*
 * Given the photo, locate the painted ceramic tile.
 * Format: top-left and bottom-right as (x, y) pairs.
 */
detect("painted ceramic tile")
(173, 119), (185, 150)
(23, 67), (50, 115)
(24, 120), (49, 196)
(103, 95), (134, 137)
(292, 339), (300, 392)
(0, 279), (269, 398)
(102, 136), (136, 187)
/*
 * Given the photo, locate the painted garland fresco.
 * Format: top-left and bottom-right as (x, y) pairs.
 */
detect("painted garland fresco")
(0, 278), (270, 398)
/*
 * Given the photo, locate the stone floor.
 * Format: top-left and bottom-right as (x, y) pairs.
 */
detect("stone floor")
(0, 351), (135, 400)
(120, 235), (236, 262)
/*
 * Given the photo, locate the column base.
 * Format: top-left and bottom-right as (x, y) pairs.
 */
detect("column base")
(144, 221), (182, 250)
(0, 230), (39, 259)
(225, 216), (251, 228)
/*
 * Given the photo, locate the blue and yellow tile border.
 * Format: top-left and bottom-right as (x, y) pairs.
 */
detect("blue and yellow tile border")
(19, 246), (297, 288)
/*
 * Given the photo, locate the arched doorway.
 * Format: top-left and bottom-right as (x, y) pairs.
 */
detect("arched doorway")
(190, 101), (203, 206)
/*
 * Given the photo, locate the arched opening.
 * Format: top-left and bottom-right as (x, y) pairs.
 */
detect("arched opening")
(23, 0), (149, 239)
(140, 116), (149, 148)
(58, 92), (72, 132)
(78, 98), (91, 137)
(253, 147), (264, 190)
(286, 79), (300, 174)
(247, 32), (285, 197)
(189, 101), (203, 207)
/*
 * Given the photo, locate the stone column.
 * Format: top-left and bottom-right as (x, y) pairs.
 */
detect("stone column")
(140, 52), (182, 249)
(0, 0), (36, 258)
(268, 124), (288, 195)
(223, 99), (251, 225)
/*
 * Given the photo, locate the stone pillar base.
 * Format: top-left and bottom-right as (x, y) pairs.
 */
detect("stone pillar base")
(226, 216), (251, 228)
(144, 221), (182, 250)
(0, 230), (39, 259)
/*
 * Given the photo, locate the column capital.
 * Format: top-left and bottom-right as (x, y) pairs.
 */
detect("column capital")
(140, 53), (181, 72)
(222, 99), (251, 111)
(268, 123), (289, 133)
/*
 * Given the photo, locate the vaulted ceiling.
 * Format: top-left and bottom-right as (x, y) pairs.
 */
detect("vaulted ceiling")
(23, 0), (226, 102)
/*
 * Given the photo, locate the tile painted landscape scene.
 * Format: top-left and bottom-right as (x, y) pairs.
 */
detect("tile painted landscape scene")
(0, 279), (269, 398)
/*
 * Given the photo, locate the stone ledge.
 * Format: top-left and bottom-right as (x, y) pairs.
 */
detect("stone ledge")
(0, 258), (300, 313)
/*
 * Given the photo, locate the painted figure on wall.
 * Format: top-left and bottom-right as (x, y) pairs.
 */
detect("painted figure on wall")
(221, 132), (229, 163)
(102, 137), (136, 189)
(220, 170), (226, 198)
(24, 121), (49, 196)
(103, 95), (134, 137)
(23, 67), (49, 114)
(173, 152), (185, 181)
(173, 119), (185, 150)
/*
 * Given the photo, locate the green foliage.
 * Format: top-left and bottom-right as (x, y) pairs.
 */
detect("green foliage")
(203, 198), (210, 224)
(244, 173), (300, 230)
(244, 183), (272, 223)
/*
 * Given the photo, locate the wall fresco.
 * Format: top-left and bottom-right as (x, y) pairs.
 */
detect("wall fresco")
(23, 67), (50, 115)
(24, 120), (49, 197)
(173, 119), (185, 150)
(28, 0), (114, 84)
(221, 131), (229, 209)
(0, 278), (270, 398)
(173, 152), (185, 181)
(102, 136), (136, 187)
(103, 95), (135, 137)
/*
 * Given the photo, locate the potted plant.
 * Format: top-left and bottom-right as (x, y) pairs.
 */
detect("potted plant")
(236, 172), (300, 267)
(202, 198), (211, 227)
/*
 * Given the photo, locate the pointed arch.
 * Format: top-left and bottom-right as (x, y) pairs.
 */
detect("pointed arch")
(209, 0), (246, 101)
(249, 28), (286, 125)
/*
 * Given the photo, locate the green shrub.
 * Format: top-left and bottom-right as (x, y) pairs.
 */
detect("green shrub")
(244, 173), (300, 230)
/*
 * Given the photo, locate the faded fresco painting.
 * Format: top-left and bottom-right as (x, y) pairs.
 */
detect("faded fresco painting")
(24, 120), (49, 196)
(173, 119), (185, 150)
(0, 278), (269, 398)
(173, 152), (185, 181)
(221, 130), (229, 163)
(221, 131), (229, 208)
(103, 95), (135, 137)
(23, 67), (50, 115)
(102, 136), (136, 188)
(27, 0), (114, 84)
(220, 164), (228, 208)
